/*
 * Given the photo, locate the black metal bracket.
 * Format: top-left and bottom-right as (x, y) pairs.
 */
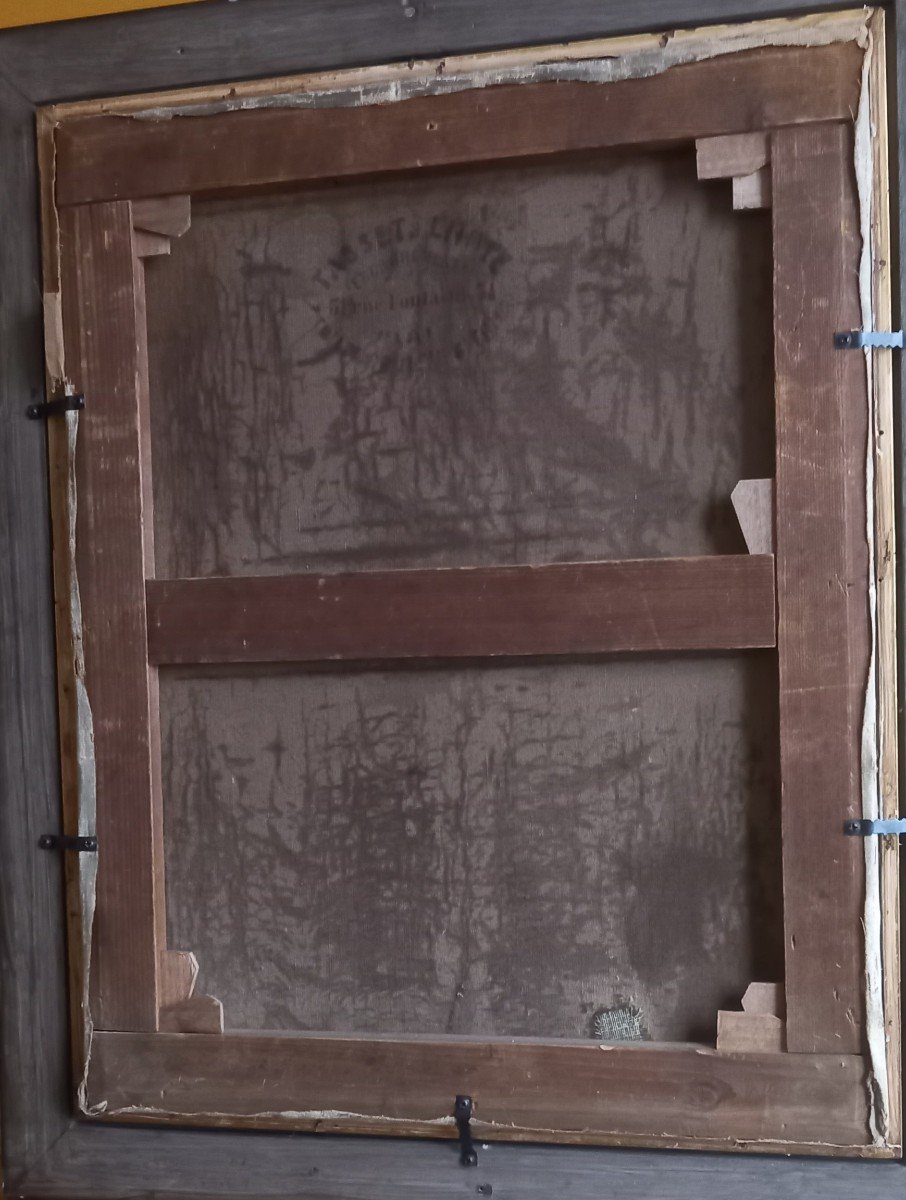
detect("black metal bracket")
(26, 393), (85, 420)
(834, 330), (903, 350)
(38, 834), (98, 852)
(844, 819), (906, 837)
(454, 1094), (478, 1166)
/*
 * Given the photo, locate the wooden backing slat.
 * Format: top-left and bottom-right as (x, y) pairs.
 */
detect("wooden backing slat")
(696, 132), (770, 180)
(146, 556), (776, 665)
(60, 202), (161, 1030)
(87, 1030), (871, 1151)
(132, 194), (191, 238)
(53, 41), (863, 205)
(771, 123), (869, 1055)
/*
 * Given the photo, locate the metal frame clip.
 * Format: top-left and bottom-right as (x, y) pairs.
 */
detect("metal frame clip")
(834, 330), (903, 350)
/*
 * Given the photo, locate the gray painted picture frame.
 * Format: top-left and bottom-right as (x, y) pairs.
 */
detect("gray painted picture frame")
(2, 1), (905, 1195)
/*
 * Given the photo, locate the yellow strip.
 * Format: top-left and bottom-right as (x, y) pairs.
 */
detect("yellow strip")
(0, 0), (204, 28)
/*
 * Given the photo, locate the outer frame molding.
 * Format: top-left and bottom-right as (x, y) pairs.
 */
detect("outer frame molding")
(1, 1), (904, 1197)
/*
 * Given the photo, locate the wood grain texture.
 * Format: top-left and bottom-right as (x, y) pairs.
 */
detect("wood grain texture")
(158, 995), (224, 1034)
(0, 2), (867, 108)
(741, 982), (784, 1015)
(86, 1029), (873, 1152)
(162, 655), (783, 1041)
(20, 1122), (903, 1200)
(59, 202), (161, 1030)
(731, 479), (775, 555)
(145, 152), (775, 578)
(716, 1012), (785, 1053)
(0, 76), (73, 1188)
(39, 114), (101, 1099)
(158, 948), (197, 1007)
(132, 194), (191, 237)
(771, 123), (869, 1055)
(696, 132), (770, 180)
(732, 168), (771, 210)
(715, 981), (787, 1051)
(52, 42), (862, 205)
(148, 557), (776, 664)
(132, 229), (170, 257)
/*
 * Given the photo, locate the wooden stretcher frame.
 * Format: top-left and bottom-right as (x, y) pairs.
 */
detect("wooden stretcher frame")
(37, 7), (900, 1157)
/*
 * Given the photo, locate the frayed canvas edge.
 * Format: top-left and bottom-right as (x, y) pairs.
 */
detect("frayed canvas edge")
(854, 21), (889, 1147)
(68, 409), (100, 1117)
(45, 365), (100, 1115)
(48, 9), (871, 123)
(83, 1103), (880, 1155)
(41, 153), (99, 1115)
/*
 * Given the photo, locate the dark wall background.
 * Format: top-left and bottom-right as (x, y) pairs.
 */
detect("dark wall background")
(0, 2), (902, 1196)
